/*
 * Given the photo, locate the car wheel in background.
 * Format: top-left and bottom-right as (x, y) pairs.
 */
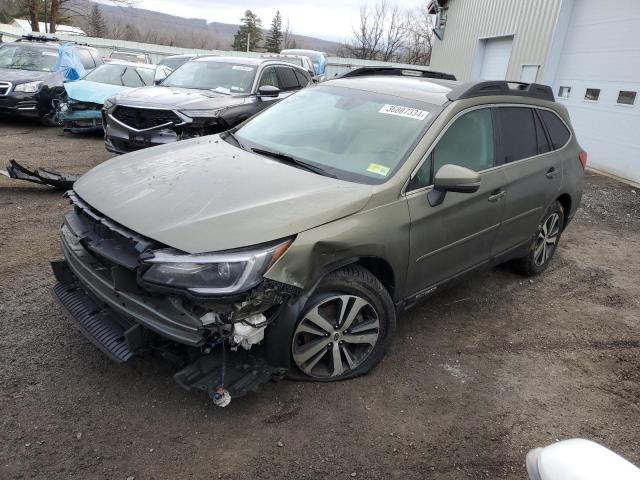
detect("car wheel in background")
(516, 201), (565, 276)
(289, 265), (396, 381)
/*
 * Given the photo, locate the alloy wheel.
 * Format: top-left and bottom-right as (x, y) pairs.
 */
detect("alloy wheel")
(292, 295), (380, 379)
(534, 212), (560, 266)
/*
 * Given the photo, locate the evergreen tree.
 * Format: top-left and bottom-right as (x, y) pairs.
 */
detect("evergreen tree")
(88, 4), (107, 38)
(265, 10), (283, 53)
(232, 10), (263, 52)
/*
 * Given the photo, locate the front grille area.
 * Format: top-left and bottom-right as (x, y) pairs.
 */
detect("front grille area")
(0, 82), (12, 96)
(112, 106), (180, 130)
(65, 191), (154, 271)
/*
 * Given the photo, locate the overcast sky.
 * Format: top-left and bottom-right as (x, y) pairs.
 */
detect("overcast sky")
(112, 0), (426, 42)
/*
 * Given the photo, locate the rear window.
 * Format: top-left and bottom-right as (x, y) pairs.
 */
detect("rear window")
(495, 107), (538, 164)
(539, 110), (571, 150)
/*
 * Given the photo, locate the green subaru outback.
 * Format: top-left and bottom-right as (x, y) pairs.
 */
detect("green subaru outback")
(52, 67), (586, 404)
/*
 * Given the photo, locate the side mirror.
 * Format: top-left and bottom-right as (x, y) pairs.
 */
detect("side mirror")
(257, 85), (280, 98)
(427, 164), (480, 207)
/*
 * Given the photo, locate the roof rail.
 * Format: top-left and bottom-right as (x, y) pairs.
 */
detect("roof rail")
(341, 66), (457, 81)
(447, 81), (555, 102)
(16, 34), (60, 43)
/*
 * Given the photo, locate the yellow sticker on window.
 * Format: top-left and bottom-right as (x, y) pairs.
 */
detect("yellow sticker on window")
(366, 163), (390, 177)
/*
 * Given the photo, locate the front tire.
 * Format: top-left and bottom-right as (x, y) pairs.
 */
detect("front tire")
(289, 265), (396, 381)
(516, 201), (565, 276)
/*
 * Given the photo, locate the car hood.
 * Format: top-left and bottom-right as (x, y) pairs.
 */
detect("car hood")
(113, 86), (245, 110)
(64, 80), (130, 105)
(73, 136), (373, 253)
(0, 67), (55, 84)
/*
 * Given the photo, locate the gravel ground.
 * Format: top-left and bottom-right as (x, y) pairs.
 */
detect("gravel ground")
(1, 118), (639, 480)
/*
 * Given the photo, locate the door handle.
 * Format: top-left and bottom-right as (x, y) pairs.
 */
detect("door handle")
(488, 189), (506, 202)
(546, 167), (559, 179)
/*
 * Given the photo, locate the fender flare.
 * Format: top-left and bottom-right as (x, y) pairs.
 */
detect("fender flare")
(263, 257), (359, 369)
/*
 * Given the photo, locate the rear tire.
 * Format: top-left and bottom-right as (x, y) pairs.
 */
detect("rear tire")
(516, 201), (564, 276)
(288, 265), (396, 382)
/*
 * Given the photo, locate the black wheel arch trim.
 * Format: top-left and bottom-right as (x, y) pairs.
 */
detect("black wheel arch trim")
(263, 256), (360, 369)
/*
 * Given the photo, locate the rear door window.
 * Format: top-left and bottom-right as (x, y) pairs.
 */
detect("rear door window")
(495, 107), (538, 164)
(539, 110), (571, 150)
(275, 66), (300, 91)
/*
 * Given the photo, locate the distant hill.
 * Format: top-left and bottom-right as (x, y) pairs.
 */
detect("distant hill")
(73, 1), (341, 53)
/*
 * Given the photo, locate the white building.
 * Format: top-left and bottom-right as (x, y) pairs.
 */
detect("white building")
(11, 19), (86, 37)
(427, 0), (640, 185)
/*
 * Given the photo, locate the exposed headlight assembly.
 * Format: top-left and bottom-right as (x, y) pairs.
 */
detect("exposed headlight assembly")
(14, 81), (43, 93)
(142, 239), (293, 295)
(180, 108), (226, 118)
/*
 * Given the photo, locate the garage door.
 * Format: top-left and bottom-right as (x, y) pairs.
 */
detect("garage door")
(551, 0), (640, 184)
(479, 36), (513, 80)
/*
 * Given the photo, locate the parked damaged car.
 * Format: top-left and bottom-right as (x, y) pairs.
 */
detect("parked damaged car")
(0, 35), (102, 125)
(52, 71), (585, 405)
(57, 61), (173, 132)
(102, 56), (312, 154)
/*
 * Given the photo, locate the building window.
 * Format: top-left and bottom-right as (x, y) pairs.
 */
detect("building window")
(617, 90), (636, 106)
(558, 86), (571, 99)
(584, 88), (601, 101)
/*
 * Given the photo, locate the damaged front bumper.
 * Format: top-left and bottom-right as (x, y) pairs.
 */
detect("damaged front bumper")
(51, 193), (296, 402)
(58, 104), (103, 132)
(103, 106), (228, 154)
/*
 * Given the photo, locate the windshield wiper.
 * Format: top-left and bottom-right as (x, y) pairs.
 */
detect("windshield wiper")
(251, 147), (336, 178)
(224, 131), (243, 148)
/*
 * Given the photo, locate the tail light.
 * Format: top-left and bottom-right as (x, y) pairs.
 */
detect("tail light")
(579, 150), (588, 169)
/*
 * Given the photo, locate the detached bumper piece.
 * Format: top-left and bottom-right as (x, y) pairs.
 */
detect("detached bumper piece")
(0, 160), (79, 189)
(52, 281), (134, 363)
(174, 349), (277, 401)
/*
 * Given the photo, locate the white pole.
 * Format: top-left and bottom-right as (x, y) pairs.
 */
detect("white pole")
(247, 32), (250, 52)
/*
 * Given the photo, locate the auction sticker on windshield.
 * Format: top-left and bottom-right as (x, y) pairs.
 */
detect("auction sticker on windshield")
(379, 104), (429, 120)
(366, 163), (390, 177)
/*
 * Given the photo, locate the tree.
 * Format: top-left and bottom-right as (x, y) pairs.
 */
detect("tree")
(343, 1), (406, 61)
(282, 19), (296, 49)
(86, 3), (107, 37)
(232, 10), (263, 52)
(402, 5), (434, 65)
(265, 10), (283, 53)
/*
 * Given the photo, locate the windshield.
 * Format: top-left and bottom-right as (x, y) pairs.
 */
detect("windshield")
(275, 57), (303, 67)
(159, 56), (192, 70)
(0, 44), (58, 72)
(84, 63), (155, 86)
(162, 60), (256, 94)
(235, 85), (434, 183)
(110, 52), (146, 63)
(281, 49), (324, 73)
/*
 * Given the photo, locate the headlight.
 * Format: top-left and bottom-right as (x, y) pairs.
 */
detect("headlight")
(14, 81), (44, 93)
(180, 108), (226, 118)
(59, 102), (69, 113)
(141, 239), (293, 295)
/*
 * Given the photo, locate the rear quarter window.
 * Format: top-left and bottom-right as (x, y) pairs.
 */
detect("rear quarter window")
(539, 110), (571, 150)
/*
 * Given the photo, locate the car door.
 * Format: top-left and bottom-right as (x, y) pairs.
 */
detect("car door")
(490, 106), (563, 256)
(405, 107), (508, 296)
